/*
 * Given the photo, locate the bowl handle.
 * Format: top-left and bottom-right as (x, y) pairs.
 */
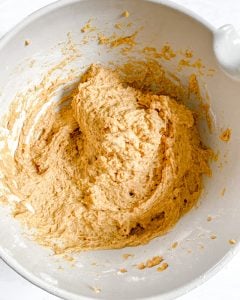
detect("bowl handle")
(213, 24), (240, 80)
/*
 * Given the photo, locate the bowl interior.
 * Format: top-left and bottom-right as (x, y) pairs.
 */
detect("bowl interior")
(0, 1), (240, 300)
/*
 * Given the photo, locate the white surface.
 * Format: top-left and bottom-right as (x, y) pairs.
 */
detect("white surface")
(213, 24), (240, 79)
(0, 0), (240, 299)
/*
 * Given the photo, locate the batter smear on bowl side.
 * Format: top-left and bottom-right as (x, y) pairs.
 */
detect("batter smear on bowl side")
(7, 64), (211, 253)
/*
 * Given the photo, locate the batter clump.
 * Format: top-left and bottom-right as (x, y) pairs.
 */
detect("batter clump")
(12, 64), (211, 253)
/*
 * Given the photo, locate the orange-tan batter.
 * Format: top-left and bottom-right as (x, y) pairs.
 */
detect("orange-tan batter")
(4, 64), (211, 253)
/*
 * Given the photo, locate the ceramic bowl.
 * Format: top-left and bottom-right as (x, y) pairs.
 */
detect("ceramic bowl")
(0, 1), (240, 299)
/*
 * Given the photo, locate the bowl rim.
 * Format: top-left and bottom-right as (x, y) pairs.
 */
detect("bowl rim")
(0, 0), (238, 300)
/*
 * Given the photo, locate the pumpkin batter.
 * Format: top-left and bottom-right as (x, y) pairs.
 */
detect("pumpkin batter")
(11, 64), (211, 253)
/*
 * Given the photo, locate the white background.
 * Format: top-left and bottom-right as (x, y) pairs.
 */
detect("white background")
(0, 0), (240, 299)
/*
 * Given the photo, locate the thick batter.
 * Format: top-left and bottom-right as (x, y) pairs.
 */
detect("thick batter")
(11, 64), (211, 253)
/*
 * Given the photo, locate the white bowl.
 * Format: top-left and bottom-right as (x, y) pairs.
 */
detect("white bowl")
(0, 1), (240, 299)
